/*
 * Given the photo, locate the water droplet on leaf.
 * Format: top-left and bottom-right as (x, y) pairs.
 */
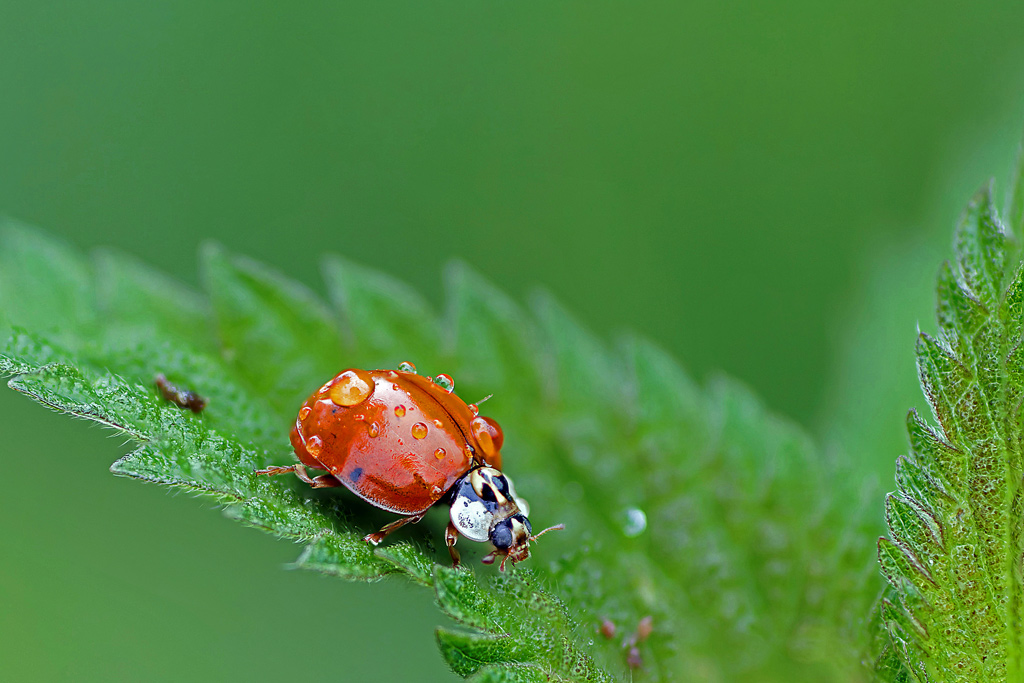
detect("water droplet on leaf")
(621, 507), (647, 538)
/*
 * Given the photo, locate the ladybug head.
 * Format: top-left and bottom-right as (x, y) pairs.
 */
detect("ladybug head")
(482, 514), (564, 570)
(486, 513), (531, 561)
(449, 466), (564, 571)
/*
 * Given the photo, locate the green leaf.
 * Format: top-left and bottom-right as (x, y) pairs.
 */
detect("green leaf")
(201, 243), (343, 419)
(467, 664), (551, 683)
(873, 185), (1024, 682)
(322, 253), (440, 369)
(0, 224), (881, 681)
(444, 261), (548, 407)
(93, 247), (214, 354)
(436, 629), (529, 678)
(0, 217), (94, 344)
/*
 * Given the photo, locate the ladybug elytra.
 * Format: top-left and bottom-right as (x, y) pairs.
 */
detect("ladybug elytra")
(256, 363), (562, 569)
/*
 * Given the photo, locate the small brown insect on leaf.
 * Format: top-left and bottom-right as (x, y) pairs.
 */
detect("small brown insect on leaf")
(599, 618), (617, 639)
(627, 646), (643, 670)
(636, 615), (653, 642)
(155, 374), (208, 413)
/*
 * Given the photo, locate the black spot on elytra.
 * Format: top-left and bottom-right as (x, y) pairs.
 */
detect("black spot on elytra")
(349, 467), (363, 483)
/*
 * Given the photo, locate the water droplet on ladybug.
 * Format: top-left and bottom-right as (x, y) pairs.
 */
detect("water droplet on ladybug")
(433, 419), (443, 428)
(621, 507), (647, 538)
(398, 361), (417, 374)
(470, 416), (504, 459)
(434, 447), (446, 460)
(434, 373), (455, 393)
(468, 403), (479, 417)
(411, 422), (428, 439)
(367, 422), (380, 438)
(329, 370), (374, 407)
(395, 404), (406, 417)
(306, 435), (323, 456)
(299, 406), (312, 420)
(392, 383), (400, 391)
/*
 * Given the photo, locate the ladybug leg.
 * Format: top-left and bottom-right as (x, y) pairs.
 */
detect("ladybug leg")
(362, 512), (426, 546)
(445, 520), (462, 568)
(255, 464), (341, 489)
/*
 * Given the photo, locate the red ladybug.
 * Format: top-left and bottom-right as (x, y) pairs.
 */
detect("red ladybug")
(256, 362), (562, 569)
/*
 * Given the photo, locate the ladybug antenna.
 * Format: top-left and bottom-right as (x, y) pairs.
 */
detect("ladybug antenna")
(530, 523), (565, 542)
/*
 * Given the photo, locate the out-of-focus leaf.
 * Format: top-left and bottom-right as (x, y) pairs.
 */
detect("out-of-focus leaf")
(0, 223), (883, 681)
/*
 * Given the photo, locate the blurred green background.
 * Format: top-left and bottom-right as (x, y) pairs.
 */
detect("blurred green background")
(3, 2), (1024, 681)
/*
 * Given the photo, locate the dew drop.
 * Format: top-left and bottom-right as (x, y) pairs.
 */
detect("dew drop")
(470, 416), (504, 458)
(353, 413), (365, 422)
(394, 404), (406, 418)
(433, 419), (444, 428)
(434, 373), (455, 393)
(621, 507), (647, 538)
(411, 422), (428, 439)
(474, 424), (494, 456)
(306, 435), (323, 456)
(298, 406), (312, 420)
(468, 403), (479, 417)
(329, 370), (373, 407)
(398, 361), (417, 374)
(367, 423), (380, 438)
(434, 447), (446, 460)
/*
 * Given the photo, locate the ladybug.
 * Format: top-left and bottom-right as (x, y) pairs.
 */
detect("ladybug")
(256, 362), (562, 569)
